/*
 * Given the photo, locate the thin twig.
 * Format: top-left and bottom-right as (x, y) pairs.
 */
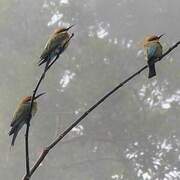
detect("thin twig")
(22, 41), (180, 180)
(24, 70), (46, 180)
(24, 33), (75, 180)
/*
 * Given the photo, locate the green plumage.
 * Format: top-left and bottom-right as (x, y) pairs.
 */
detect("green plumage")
(39, 31), (70, 65)
(9, 100), (37, 146)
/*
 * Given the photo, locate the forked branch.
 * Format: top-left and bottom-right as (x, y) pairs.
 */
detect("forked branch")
(23, 41), (180, 180)
(24, 33), (75, 180)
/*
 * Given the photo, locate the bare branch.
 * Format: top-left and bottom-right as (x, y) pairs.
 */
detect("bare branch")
(25, 70), (46, 179)
(23, 33), (75, 180)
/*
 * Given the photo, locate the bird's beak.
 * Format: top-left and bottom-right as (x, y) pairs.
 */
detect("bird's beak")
(34, 92), (46, 100)
(158, 34), (165, 39)
(66, 24), (75, 31)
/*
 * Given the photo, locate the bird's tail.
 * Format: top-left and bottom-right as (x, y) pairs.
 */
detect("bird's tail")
(10, 129), (19, 146)
(8, 126), (15, 136)
(38, 58), (47, 66)
(148, 60), (156, 78)
(38, 57), (51, 77)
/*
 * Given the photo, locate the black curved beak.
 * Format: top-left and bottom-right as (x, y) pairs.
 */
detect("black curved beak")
(66, 24), (75, 31)
(34, 92), (46, 100)
(158, 34), (165, 39)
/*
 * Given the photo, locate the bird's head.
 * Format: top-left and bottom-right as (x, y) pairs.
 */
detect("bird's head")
(138, 34), (165, 47)
(54, 24), (75, 34)
(21, 93), (46, 104)
(145, 34), (164, 42)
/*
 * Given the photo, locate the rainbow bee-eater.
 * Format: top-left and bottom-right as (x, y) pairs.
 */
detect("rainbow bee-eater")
(143, 34), (164, 78)
(38, 25), (74, 73)
(9, 93), (45, 146)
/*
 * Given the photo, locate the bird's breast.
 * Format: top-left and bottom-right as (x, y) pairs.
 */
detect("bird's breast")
(144, 42), (162, 60)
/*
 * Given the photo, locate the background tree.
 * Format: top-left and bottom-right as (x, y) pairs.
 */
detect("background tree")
(0, 0), (180, 179)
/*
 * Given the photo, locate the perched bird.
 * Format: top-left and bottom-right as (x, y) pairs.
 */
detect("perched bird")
(39, 25), (74, 73)
(143, 34), (164, 78)
(9, 93), (45, 146)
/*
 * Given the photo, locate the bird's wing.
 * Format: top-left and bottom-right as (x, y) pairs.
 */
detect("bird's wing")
(10, 103), (30, 128)
(147, 45), (158, 60)
(40, 32), (69, 60)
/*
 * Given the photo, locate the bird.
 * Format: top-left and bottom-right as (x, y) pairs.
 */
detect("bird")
(143, 34), (164, 78)
(38, 25), (74, 73)
(9, 93), (45, 146)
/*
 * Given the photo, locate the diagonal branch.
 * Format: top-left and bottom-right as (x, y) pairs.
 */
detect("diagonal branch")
(22, 41), (180, 180)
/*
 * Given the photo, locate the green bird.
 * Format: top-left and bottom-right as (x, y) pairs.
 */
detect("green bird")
(9, 93), (45, 146)
(39, 25), (74, 73)
(143, 34), (164, 78)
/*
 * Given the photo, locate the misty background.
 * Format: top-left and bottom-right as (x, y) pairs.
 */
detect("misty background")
(0, 0), (180, 179)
